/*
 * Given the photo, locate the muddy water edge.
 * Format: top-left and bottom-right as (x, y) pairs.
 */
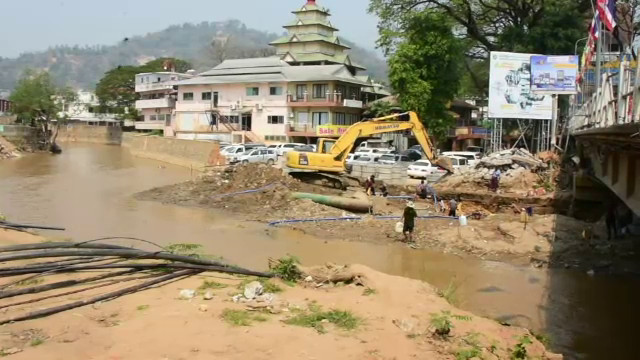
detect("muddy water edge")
(0, 144), (637, 359)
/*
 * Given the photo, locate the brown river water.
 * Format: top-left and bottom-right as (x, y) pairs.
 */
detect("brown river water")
(0, 144), (637, 359)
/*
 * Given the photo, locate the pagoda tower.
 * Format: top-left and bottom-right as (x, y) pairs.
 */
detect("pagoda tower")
(270, 0), (365, 73)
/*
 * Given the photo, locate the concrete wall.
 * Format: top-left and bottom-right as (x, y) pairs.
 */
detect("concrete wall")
(0, 115), (17, 125)
(58, 124), (122, 145)
(351, 164), (408, 185)
(0, 125), (36, 146)
(122, 133), (225, 169)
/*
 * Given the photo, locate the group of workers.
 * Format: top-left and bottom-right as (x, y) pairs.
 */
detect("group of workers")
(363, 175), (462, 243)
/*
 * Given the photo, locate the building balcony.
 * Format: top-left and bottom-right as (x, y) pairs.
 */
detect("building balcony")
(135, 83), (175, 93)
(134, 120), (165, 130)
(135, 98), (175, 110)
(287, 93), (363, 109)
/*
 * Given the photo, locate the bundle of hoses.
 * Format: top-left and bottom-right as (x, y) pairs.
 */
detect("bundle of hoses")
(0, 241), (271, 324)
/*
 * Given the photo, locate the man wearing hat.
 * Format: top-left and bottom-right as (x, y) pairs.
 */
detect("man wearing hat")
(401, 201), (418, 243)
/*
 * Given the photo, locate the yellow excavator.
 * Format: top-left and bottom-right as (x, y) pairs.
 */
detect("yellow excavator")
(285, 111), (454, 188)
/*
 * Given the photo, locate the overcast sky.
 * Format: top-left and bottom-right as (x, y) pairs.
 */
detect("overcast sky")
(0, 0), (380, 58)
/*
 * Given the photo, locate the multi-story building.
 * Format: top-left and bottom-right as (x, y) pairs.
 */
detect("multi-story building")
(59, 91), (119, 126)
(173, 58), (367, 143)
(134, 71), (193, 134)
(0, 99), (11, 115)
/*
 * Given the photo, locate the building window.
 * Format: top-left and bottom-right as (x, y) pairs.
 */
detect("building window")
(183, 92), (194, 101)
(202, 92), (212, 101)
(346, 113), (360, 125)
(334, 112), (346, 125)
(313, 84), (328, 99)
(228, 115), (240, 124)
(336, 85), (346, 96)
(312, 112), (329, 127)
(270, 87), (283, 96)
(265, 135), (287, 142)
(268, 115), (284, 124)
(246, 87), (260, 96)
(296, 84), (307, 100)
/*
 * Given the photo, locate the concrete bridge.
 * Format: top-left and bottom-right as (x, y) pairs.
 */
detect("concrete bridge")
(568, 65), (640, 215)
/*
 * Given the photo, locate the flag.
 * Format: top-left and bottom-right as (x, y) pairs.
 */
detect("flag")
(590, 13), (601, 40)
(597, 0), (617, 32)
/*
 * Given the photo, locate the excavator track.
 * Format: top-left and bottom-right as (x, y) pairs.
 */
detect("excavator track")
(286, 170), (361, 190)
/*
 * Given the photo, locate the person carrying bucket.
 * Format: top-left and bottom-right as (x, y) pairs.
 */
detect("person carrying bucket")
(401, 201), (418, 243)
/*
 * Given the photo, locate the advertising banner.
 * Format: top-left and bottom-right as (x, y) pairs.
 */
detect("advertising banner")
(316, 124), (350, 136)
(488, 52), (552, 120)
(530, 55), (579, 94)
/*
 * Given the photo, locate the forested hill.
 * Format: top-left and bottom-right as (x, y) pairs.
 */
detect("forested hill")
(0, 20), (388, 91)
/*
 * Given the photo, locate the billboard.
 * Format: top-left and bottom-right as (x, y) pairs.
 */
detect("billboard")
(488, 52), (552, 120)
(316, 124), (350, 137)
(530, 55), (579, 94)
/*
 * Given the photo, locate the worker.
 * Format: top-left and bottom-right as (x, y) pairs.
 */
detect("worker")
(490, 169), (501, 192)
(401, 201), (418, 243)
(365, 175), (376, 196)
(448, 197), (458, 218)
(605, 203), (617, 241)
(380, 183), (389, 197)
(416, 180), (427, 199)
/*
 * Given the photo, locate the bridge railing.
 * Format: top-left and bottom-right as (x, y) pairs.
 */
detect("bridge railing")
(568, 61), (639, 134)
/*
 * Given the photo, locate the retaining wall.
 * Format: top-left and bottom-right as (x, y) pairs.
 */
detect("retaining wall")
(58, 124), (122, 145)
(351, 164), (409, 185)
(122, 133), (226, 169)
(0, 125), (36, 146)
(0, 115), (17, 125)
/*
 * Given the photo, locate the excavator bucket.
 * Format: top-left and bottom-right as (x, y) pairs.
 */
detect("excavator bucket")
(434, 157), (455, 174)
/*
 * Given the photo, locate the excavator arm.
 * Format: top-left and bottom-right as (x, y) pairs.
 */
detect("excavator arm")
(286, 111), (453, 173)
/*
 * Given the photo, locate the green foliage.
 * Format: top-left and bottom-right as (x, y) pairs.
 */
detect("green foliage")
(362, 287), (377, 296)
(387, 11), (464, 140)
(369, 0), (591, 96)
(429, 311), (471, 337)
(95, 57), (191, 120)
(136, 305), (150, 311)
(198, 280), (228, 292)
(284, 304), (361, 334)
(15, 278), (44, 287)
(269, 256), (302, 282)
(260, 279), (283, 294)
(532, 331), (552, 347)
(220, 309), (268, 326)
(455, 332), (483, 360)
(166, 243), (203, 256)
(9, 69), (76, 124)
(29, 338), (45, 347)
(511, 335), (532, 360)
(437, 279), (460, 306)
(363, 101), (394, 118)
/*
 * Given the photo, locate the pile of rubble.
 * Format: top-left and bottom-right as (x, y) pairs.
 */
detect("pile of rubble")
(437, 148), (548, 193)
(0, 135), (19, 160)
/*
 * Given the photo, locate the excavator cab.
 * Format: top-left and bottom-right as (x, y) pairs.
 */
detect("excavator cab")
(317, 138), (336, 154)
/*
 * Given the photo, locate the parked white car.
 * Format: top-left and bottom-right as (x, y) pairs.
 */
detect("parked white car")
(354, 148), (391, 156)
(221, 144), (264, 163)
(444, 155), (469, 171)
(442, 151), (480, 167)
(377, 154), (412, 165)
(407, 160), (447, 179)
(237, 148), (277, 165)
(355, 140), (395, 153)
(277, 143), (306, 156)
(350, 154), (382, 166)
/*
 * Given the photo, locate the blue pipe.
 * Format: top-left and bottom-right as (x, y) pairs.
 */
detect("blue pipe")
(268, 215), (458, 226)
(212, 183), (277, 199)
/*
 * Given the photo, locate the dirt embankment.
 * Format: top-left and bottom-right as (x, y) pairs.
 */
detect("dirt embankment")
(0, 135), (20, 160)
(136, 164), (629, 272)
(0, 229), (559, 360)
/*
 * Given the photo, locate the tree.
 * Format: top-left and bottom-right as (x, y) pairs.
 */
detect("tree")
(388, 11), (464, 140)
(364, 100), (394, 118)
(95, 57), (192, 119)
(9, 69), (76, 152)
(370, 0), (590, 95)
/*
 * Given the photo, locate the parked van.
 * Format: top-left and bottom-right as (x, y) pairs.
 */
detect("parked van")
(442, 151), (480, 167)
(355, 140), (395, 153)
(443, 155), (469, 171)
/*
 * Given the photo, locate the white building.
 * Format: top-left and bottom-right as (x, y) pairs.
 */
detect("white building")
(59, 91), (119, 126)
(134, 71), (194, 134)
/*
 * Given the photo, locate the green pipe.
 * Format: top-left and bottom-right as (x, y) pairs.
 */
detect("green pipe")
(291, 192), (372, 213)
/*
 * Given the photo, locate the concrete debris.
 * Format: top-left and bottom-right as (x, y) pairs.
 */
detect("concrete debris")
(243, 281), (264, 300)
(203, 291), (215, 300)
(2, 347), (22, 355)
(436, 148), (549, 193)
(178, 289), (196, 300)
(0, 135), (20, 160)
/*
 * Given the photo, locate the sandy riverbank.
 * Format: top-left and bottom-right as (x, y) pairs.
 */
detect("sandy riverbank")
(0, 228), (559, 360)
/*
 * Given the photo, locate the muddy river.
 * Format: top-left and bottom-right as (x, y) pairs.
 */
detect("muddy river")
(0, 144), (637, 359)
